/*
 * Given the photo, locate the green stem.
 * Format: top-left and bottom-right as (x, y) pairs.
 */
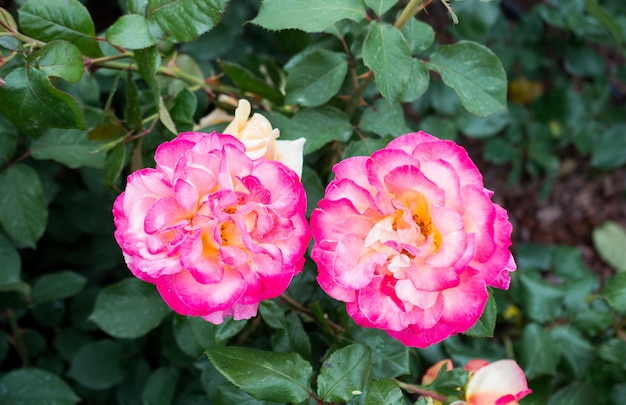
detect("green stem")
(94, 60), (139, 72)
(345, 72), (374, 119)
(13, 31), (46, 49)
(6, 309), (30, 367)
(93, 61), (208, 89)
(393, 379), (448, 402)
(160, 66), (205, 87)
(279, 293), (345, 334)
(394, 0), (432, 30)
(84, 53), (134, 67)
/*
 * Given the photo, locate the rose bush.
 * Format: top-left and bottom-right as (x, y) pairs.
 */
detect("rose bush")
(113, 132), (310, 323)
(311, 131), (516, 347)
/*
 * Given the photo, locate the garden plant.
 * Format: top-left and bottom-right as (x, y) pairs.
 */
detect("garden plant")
(1, 0), (626, 404)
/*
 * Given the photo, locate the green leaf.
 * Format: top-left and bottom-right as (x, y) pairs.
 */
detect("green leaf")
(426, 40), (507, 117)
(362, 21), (412, 101)
(0, 368), (80, 405)
(465, 289), (496, 337)
(365, 0), (397, 17)
(127, 0), (149, 14)
(170, 88), (197, 132)
(428, 79), (462, 115)
(548, 326), (594, 379)
(158, 96), (177, 134)
(0, 164), (48, 247)
(516, 323), (560, 379)
(271, 312), (311, 360)
(117, 360), (150, 405)
(285, 49), (348, 107)
(206, 346), (313, 403)
(0, 7), (18, 33)
(134, 47), (176, 135)
(564, 47), (605, 77)
(317, 344), (371, 402)
(213, 318), (247, 342)
(590, 124), (626, 169)
(162, 53), (204, 96)
(107, 14), (157, 50)
(571, 305), (613, 336)
(552, 247), (598, 311)
(125, 74), (142, 131)
(401, 18), (435, 54)
(134, 46), (161, 102)
(18, 0), (101, 57)
(360, 99), (411, 137)
(31, 129), (105, 169)
(515, 243), (555, 270)
(547, 382), (597, 405)
(173, 315), (246, 357)
(68, 339), (127, 390)
(350, 327), (409, 379)
(141, 367), (179, 405)
(147, 0), (228, 43)
(282, 107), (353, 154)
(342, 135), (394, 159)
(450, 0), (500, 41)
(419, 116), (457, 140)
(252, 0), (366, 32)
(258, 299), (287, 329)
(89, 278), (171, 339)
(519, 270), (564, 323)
(399, 58), (430, 102)
(0, 36), (21, 51)
(215, 385), (279, 405)
(365, 379), (404, 405)
(219, 60), (284, 104)
(104, 143), (126, 189)
(0, 66), (86, 136)
(455, 108), (510, 138)
(302, 165), (325, 217)
(593, 221), (626, 272)
(0, 131), (17, 165)
(53, 328), (93, 362)
(0, 233), (20, 286)
(33, 271), (87, 303)
(597, 338), (626, 366)
(602, 272), (626, 314)
(27, 40), (84, 83)
(585, 0), (623, 52)
(132, 48), (164, 141)
(422, 367), (468, 397)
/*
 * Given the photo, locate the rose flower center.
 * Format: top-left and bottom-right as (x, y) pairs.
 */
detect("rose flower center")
(365, 191), (442, 281)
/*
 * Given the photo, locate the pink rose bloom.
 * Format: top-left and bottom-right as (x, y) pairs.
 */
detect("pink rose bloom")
(311, 131), (516, 347)
(462, 359), (532, 405)
(113, 132), (311, 323)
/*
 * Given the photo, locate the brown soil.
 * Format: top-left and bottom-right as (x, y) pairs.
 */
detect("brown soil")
(477, 150), (626, 282)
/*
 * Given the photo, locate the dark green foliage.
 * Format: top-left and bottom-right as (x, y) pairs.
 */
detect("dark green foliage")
(1, 0), (625, 403)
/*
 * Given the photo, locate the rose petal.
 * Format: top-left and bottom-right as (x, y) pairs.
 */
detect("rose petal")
(157, 268), (247, 316)
(466, 360), (532, 405)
